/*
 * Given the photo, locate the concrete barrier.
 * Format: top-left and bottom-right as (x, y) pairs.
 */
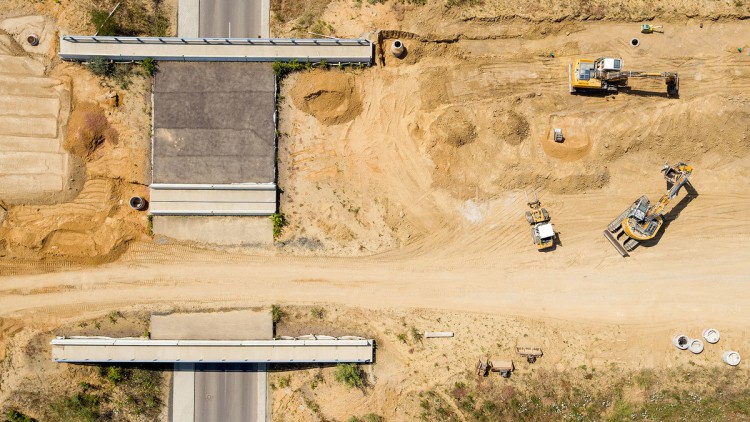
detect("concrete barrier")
(59, 36), (373, 64)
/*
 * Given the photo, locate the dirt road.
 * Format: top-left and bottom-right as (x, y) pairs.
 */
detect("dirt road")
(2, 20), (750, 336)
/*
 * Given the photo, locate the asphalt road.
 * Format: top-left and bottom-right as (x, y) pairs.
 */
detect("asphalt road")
(194, 363), (262, 422)
(200, 0), (262, 38)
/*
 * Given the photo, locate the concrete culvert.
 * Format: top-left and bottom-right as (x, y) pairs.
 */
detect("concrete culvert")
(688, 339), (704, 354)
(129, 196), (148, 211)
(27, 34), (40, 46)
(631, 38), (640, 47)
(723, 351), (741, 366)
(672, 334), (689, 350)
(391, 39), (405, 57)
(702, 328), (720, 344)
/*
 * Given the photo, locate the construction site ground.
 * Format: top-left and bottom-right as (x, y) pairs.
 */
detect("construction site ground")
(1, 0), (750, 420)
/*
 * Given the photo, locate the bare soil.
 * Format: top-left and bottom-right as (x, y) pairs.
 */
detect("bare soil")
(1, 0), (750, 421)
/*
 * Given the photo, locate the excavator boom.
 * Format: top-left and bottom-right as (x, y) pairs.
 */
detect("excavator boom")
(603, 162), (693, 257)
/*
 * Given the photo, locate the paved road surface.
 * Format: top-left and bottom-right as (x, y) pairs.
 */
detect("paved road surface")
(194, 363), (262, 422)
(200, 0), (262, 38)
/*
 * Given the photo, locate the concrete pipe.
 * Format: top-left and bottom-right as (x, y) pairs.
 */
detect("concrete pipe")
(688, 339), (704, 354)
(391, 39), (405, 57)
(129, 196), (148, 211)
(723, 351), (741, 366)
(27, 34), (40, 46)
(702, 328), (720, 344)
(672, 334), (689, 350)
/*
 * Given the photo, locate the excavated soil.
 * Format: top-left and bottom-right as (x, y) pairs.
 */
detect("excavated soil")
(290, 70), (362, 126)
(64, 102), (119, 159)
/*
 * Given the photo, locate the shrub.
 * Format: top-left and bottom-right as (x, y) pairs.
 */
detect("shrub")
(410, 326), (423, 343)
(278, 375), (291, 388)
(4, 410), (37, 422)
(335, 363), (364, 389)
(141, 58), (158, 76)
(311, 307), (325, 319)
(105, 366), (124, 385)
(87, 57), (115, 77)
(49, 392), (100, 422)
(271, 304), (283, 324)
(272, 60), (312, 79)
(271, 212), (286, 238)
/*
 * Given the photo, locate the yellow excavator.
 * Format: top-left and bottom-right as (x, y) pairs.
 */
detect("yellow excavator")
(603, 162), (693, 257)
(569, 57), (679, 97)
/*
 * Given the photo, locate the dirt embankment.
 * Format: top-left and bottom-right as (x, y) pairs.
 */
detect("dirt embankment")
(0, 32), (152, 266)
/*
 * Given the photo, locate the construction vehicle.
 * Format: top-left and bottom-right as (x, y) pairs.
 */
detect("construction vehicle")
(525, 193), (556, 250)
(603, 162), (693, 257)
(641, 24), (663, 33)
(553, 128), (564, 143)
(569, 57), (679, 96)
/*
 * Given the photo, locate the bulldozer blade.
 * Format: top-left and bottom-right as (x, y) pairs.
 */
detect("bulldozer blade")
(602, 230), (629, 257)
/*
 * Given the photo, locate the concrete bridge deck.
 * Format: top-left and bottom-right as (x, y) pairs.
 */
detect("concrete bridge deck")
(59, 36), (373, 63)
(51, 337), (375, 363)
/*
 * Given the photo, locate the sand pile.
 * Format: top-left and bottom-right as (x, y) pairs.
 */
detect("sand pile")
(430, 107), (476, 147)
(291, 71), (362, 125)
(493, 110), (529, 146)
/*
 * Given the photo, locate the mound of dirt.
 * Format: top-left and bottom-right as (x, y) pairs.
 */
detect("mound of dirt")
(291, 71), (362, 125)
(430, 107), (476, 147)
(64, 102), (119, 159)
(542, 118), (591, 161)
(493, 110), (529, 146)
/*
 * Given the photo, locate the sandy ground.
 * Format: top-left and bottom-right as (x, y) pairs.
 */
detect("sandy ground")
(0, 0), (749, 419)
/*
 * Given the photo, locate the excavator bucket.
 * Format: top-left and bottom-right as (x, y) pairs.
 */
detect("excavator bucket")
(602, 230), (629, 257)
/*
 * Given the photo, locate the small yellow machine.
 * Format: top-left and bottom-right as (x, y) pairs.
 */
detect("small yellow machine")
(641, 24), (663, 33)
(525, 193), (556, 250)
(569, 57), (679, 96)
(603, 162), (694, 256)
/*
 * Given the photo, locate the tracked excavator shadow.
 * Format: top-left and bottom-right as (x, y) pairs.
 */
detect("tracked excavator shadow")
(639, 182), (698, 248)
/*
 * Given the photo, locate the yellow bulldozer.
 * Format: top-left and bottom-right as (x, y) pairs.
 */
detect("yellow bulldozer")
(603, 162), (694, 257)
(525, 193), (556, 250)
(569, 57), (679, 97)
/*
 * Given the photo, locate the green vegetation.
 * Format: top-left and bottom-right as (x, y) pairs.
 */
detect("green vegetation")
(271, 304), (283, 324)
(107, 310), (123, 324)
(278, 375), (291, 389)
(347, 415), (382, 422)
(335, 363), (364, 389)
(4, 410), (37, 422)
(90, 9), (119, 36)
(87, 57), (115, 77)
(417, 367), (750, 421)
(102, 366), (124, 385)
(272, 60), (312, 80)
(89, 0), (170, 37)
(85, 59), (137, 89)
(49, 391), (100, 422)
(271, 212), (286, 238)
(410, 326), (423, 343)
(140, 58), (158, 76)
(444, 0), (482, 7)
(311, 307), (325, 319)
(397, 333), (408, 343)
